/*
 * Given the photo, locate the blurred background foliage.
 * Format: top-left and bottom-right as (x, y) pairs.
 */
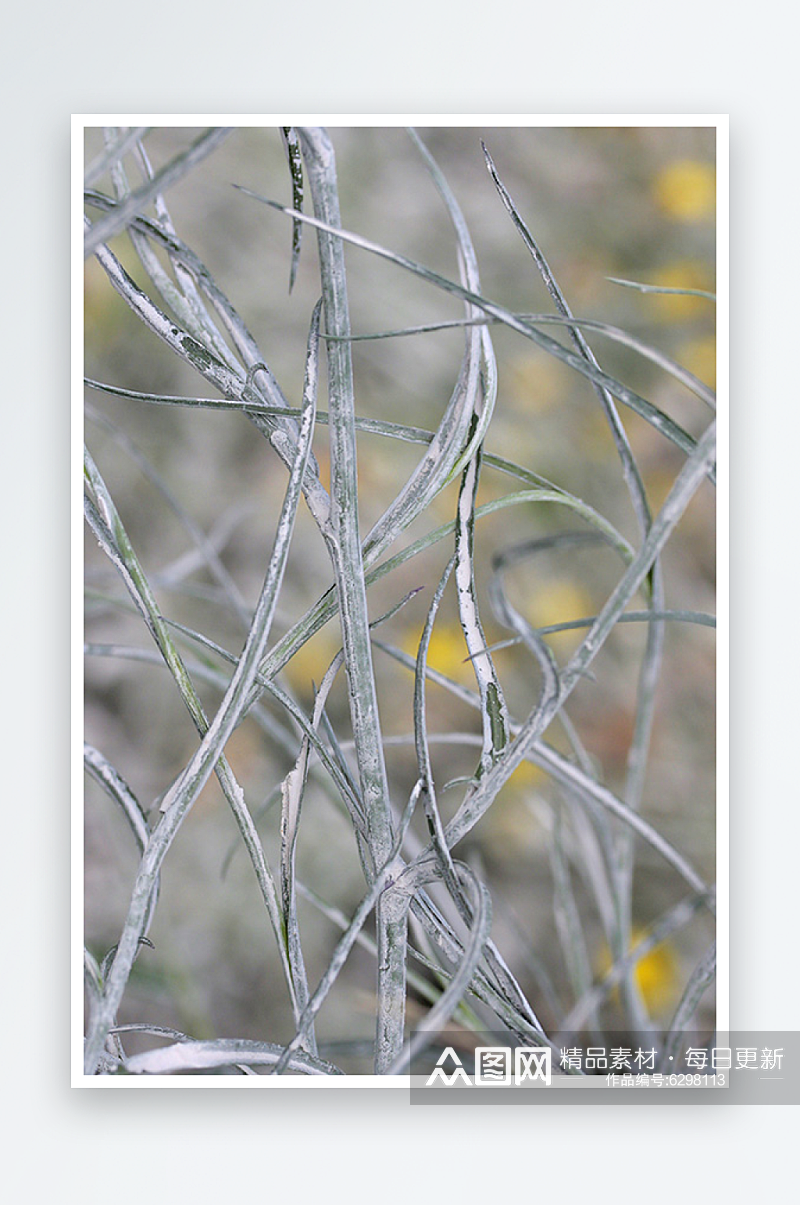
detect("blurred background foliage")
(84, 125), (715, 1064)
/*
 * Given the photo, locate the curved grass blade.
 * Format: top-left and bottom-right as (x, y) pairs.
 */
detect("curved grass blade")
(82, 745), (161, 978)
(83, 304), (321, 1073)
(549, 806), (604, 1039)
(409, 130), (509, 771)
(84, 948), (103, 1004)
(482, 140), (671, 1031)
(102, 128), (241, 375)
(85, 639), (366, 854)
(279, 729), (316, 1054)
(125, 1038), (344, 1076)
(557, 892), (710, 1036)
(441, 421), (715, 857)
(535, 609), (715, 635)
(410, 559), (542, 1034)
(413, 557), (460, 894)
(130, 132), (239, 367)
(350, 129), (487, 573)
(83, 376), (634, 563)
(298, 128), (404, 1071)
(154, 301), (321, 826)
(472, 606), (714, 660)
(659, 941), (717, 1070)
(86, 403), (251, 630)
(84, 193), (332, 530)
(236, 186), (714, 483)
(84, 126), (151, 187)
(87, 634), (550, 1044)
(489, 542), (560, 739)
(84, 128), (233, 257)
(387, 863), (492, 1074)
(328, 312), (715, 410)
(84, 479), (293, 1068)
(83, 743), (150, 853)
(270, 780), (422, 1075)
(373, 641), (714, 904)
(298, 129), (392, 866)
(482, 140), (652, 537)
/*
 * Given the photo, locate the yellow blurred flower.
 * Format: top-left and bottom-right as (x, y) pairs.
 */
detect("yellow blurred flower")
(632, 936), (681, 1014)
(653, 159), (716, 222)
(598, 927), (681, 1016)
(508, 758), (546, 795)
(528, 578), (594, 651)
(403, 619), (472, 684)
(280, 624), (342, 698)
